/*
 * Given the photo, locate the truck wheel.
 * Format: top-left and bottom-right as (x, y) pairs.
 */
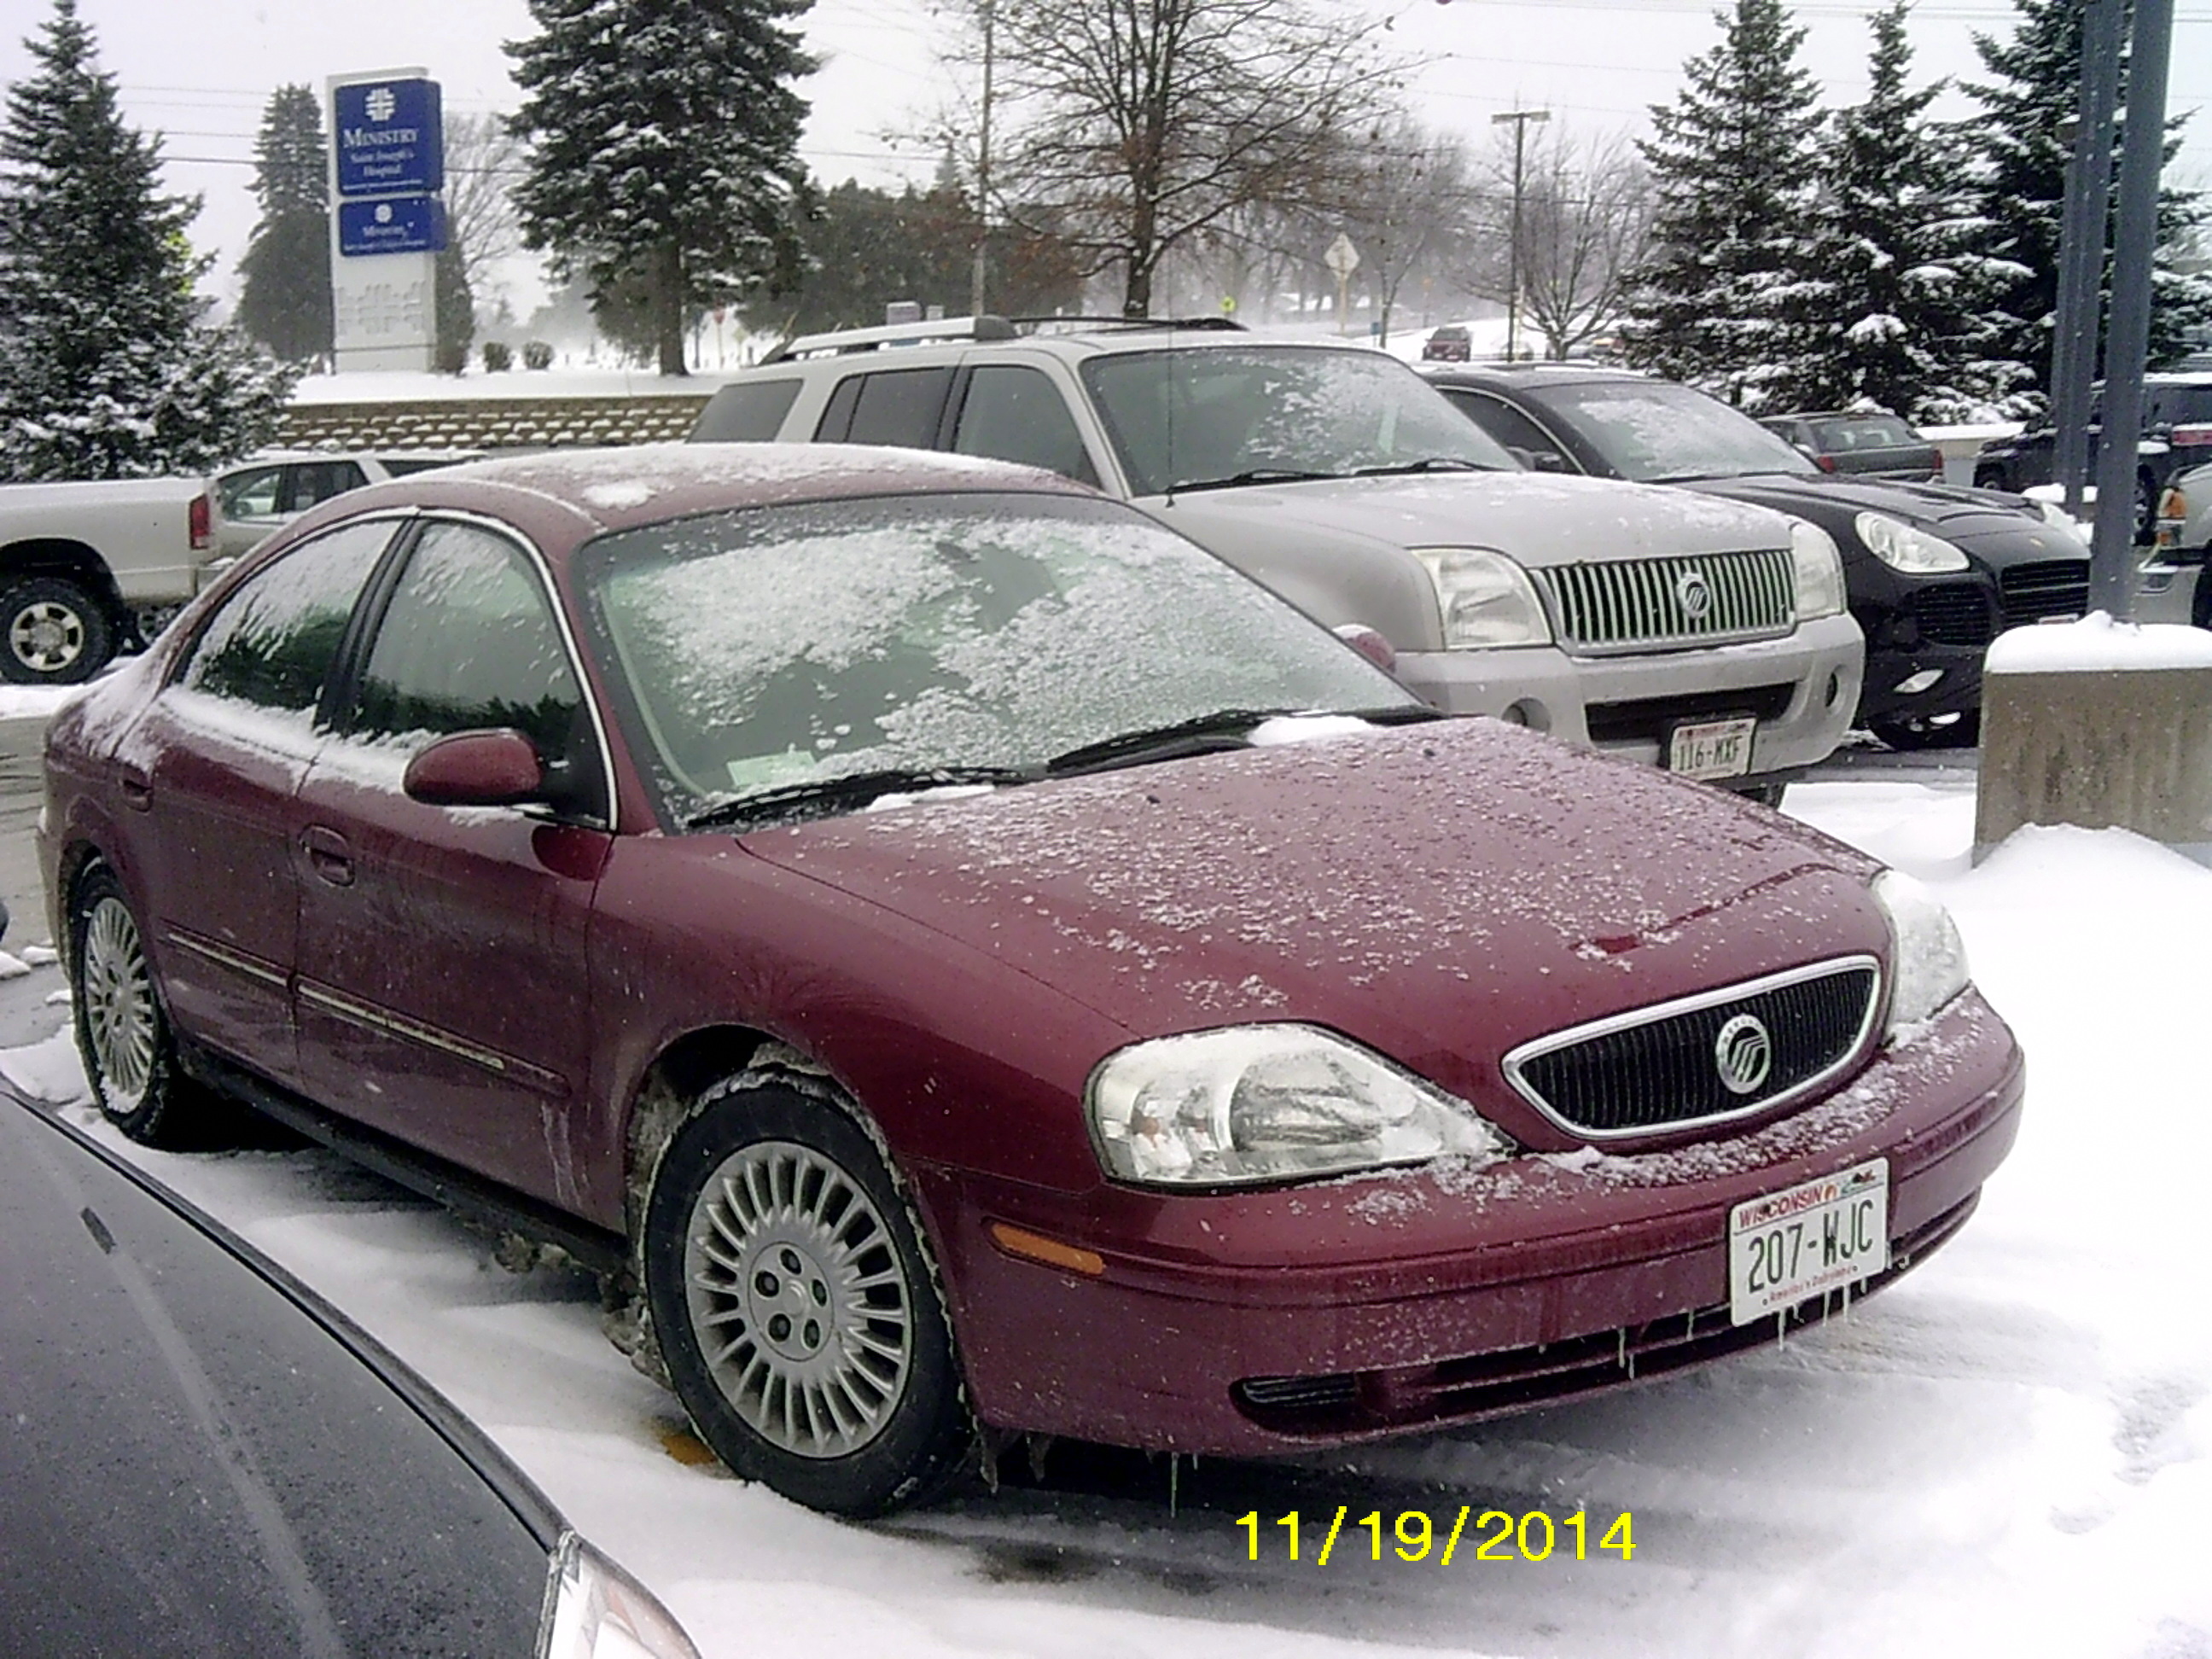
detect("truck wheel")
(0, 575), (114, 684)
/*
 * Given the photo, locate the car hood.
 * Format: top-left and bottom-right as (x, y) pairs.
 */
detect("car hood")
(740, 720), (1888, 1133)
(1147, 470), (1796, 566)
(1680, 471), (2067, 550)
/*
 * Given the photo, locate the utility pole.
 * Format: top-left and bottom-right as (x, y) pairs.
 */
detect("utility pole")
(2088, 0), (2174, 620)
(2051, 0), (2124, 520)
(969, 0), (996, 319)
(1491, 108), (1549, 363)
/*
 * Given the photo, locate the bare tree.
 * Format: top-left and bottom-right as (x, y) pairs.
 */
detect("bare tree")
(1471, 130), (1652, 360)
(1326, 120), (1476, 344)
(442, 112), (526, 302)
(976, 0), (1399, 317)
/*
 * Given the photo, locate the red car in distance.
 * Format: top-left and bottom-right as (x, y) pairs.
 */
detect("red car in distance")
(39, 445), (2023, 1517)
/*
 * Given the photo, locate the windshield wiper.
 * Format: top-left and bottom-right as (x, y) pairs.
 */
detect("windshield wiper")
(1044, 708), (1296, 776)
(1350, 457), (1496, 476)
(1170, 467), (1341, 492)
(684, 764), (1038, 831)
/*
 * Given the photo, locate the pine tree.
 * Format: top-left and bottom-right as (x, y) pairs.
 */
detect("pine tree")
(1965, 0), (2212, 396)
(235, 84), (333, 366)
(0, 0), (293, 480)
(1799, 3), (2029, 421)
(506, 0), (814, 376)
(1621, 0), (1829, 409)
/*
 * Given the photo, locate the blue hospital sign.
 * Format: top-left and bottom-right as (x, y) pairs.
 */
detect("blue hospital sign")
(337, 195), (445, 257)
(335, 79), (443, 197)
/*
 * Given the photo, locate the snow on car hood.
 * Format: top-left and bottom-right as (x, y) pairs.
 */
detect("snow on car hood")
(1145, 470), (1797, 566)
(741, 719), (1888, 1121)
(1683, 472), (2067, 549)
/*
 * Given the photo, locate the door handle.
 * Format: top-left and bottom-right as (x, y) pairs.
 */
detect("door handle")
(301, 825), (354, 888)
(118, 767), (152, 811)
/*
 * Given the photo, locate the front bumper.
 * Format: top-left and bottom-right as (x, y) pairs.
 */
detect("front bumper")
(918, 990), (2022, 1456)
(1389, 611), (1862, 779)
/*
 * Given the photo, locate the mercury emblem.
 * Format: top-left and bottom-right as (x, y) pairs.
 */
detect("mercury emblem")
(1714, 1012), (1773, 1095)
(1675, 568), (1714, 621)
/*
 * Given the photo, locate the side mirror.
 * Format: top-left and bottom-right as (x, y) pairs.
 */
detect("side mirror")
(1332, 622), (1398, 675)
(404, 728), (549, 807)
(1531, 450), (1569, 474)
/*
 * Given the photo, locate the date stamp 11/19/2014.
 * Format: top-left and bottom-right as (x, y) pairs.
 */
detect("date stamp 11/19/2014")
(1237, 1508), (1635, 1566)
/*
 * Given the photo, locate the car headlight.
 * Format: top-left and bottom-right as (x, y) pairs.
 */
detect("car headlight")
(540, 1533), (701, 1659)
(1871, 870), (1970, 1035)
(1854, 511), (1970, 573)
(1087, 1024), (1513, 1187)
(1790, 519), (1848, 619)
(1411, 548), (1551, 648)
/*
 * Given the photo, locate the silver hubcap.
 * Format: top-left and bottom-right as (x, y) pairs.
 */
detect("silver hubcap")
(10, 601), (84, 672)
(82, 896), (155, 1112)
(684, 1140), (913, 1459)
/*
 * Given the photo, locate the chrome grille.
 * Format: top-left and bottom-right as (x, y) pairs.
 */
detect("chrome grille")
(1534, 550), (1796, 652)
(1504, 958), (1880, 1138)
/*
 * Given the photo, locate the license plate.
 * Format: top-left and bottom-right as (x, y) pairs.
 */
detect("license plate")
(1668, 717), (1755, 780)
(1728, 1159), (1889, 1325)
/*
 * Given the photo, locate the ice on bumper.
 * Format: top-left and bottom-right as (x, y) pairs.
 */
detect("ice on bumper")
(1087, 1023), (1511, 1185)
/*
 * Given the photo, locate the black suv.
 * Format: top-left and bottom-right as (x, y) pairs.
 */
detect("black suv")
(1423, 364), (2093, 749)
(1972, 374), (2212, 538)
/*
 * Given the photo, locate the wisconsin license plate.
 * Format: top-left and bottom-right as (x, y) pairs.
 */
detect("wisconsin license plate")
(1728, 1159), (1889, 1325)
(1668, 717), (1755, 781)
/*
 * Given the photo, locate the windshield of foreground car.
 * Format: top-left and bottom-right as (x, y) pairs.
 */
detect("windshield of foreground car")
(1523, 380), (1819, 483)
(576, 493), (1422, 827)
(1081, 346), (1517, 496)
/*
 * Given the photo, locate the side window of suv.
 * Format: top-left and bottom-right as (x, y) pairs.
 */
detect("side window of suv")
(285, 461), (370, 512)
(178, 519), (397, 715)
(951, 366), (1099, 484)
(815, 367), (955, 448)
(1443, 391), (1569, 465)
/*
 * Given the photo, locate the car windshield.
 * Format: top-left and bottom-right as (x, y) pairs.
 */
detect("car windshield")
(1080, 346), (1516, 495)
(1523, 380), (1817, 482)
(575, 492), (1418, 826)
(1810, 415), (1920, 451)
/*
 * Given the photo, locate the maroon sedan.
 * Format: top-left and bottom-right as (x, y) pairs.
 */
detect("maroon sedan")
(40, 445), (2023, 1517)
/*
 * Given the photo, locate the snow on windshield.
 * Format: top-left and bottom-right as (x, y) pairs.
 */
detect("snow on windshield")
(1533, 382), (1814, 483)
(579, 494), (1406, 816)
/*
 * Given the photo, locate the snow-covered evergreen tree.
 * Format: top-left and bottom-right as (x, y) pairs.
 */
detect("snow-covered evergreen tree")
(236, 84), (333, 366)
(506, 0), (814, 376)
(1798, 3), (2029, 422)
(1621, 0), (1829, 409)
(0, 0), (293, 480)
(1965, 0), (2212, 396)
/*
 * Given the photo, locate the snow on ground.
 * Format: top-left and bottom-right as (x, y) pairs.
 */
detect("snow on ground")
(8, 776), (2209, 1658)
(0, 682), (87, 722)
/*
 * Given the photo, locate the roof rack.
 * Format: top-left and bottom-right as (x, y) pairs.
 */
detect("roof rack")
(1004, 315), (1247, 335)
(761, 313), (1022, 364)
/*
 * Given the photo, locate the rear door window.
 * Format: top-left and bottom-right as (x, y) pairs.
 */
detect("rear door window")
(1441, 390), (1557, 461)
(817, 368), (955, 448)
(951, 366), (1098, 483)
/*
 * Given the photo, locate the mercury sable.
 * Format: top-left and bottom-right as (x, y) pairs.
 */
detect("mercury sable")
(39, 446), (2023, 1517)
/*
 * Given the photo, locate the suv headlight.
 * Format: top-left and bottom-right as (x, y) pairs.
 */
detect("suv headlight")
(1871, 870), (1970, 1035)
(1411, 548), (1551, 648)
(1854, 511), (1970, 573)
(1790, 520), (1848, 619)
(1087, 1024), (1513, 1186)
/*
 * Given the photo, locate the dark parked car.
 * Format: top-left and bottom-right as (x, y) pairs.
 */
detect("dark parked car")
(43, 444), (2022, 1519)
(1425, 364), (2097, 748)
(1971, 373), (2212, 538)
(1421, 323), (1472, 362)
(1761, 411), (1943, 482)
(0, 1087), (698, 1659)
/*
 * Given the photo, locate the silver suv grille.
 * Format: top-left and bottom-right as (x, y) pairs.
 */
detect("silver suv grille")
(1534, 549), (1796, 652)
(1502, 958), (1881, 1139)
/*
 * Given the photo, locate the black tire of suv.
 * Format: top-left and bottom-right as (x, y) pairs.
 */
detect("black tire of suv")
(0, 574), (114, 684)
(642, 1080), (972, 1517)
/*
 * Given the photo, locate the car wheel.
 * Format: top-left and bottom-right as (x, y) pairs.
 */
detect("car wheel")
(0, 575), (114, 684)
(642, 1080), (972, 1516)
(67, 865), (219, 1146)
(1870, 709), (1981, 752)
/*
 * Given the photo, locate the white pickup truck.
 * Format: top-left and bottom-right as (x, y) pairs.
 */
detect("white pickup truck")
(0, 448), (480, 684)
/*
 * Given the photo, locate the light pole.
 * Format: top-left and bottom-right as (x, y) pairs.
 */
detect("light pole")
(1491, 108), (1548, 363)
(969, 0), (996, 320)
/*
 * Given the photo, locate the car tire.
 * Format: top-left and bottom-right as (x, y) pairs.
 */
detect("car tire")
(67, 865), (223, 1146)
(1737, 783), (1788, 809)
(642, 1079), (972, 1517)
(0, 575), (114, 684)
(1870, 709), (1981, 752)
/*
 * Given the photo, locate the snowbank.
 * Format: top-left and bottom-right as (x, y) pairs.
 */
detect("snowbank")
(1984, 609), (2212, 674)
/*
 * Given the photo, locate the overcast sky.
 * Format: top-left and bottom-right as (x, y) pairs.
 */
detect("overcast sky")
(2, 0), (2206, 315)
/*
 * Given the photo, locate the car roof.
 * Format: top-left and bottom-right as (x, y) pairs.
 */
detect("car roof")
(1420, 363), (1646, 390)
(748, 322), (1389, 376)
